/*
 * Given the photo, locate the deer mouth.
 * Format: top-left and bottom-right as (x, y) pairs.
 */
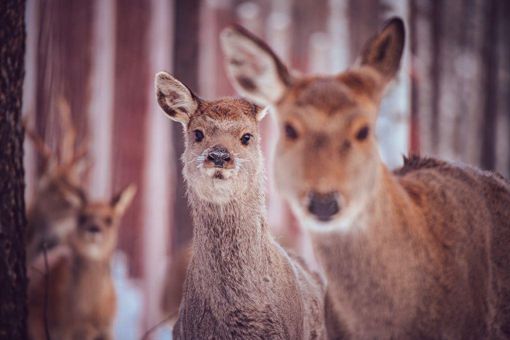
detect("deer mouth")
(201, 167), (236, 180)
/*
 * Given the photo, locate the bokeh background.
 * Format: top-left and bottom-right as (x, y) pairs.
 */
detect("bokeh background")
(22, 0), (510, 337)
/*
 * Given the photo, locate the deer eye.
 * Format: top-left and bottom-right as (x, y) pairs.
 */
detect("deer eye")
(241, 133), (252, 145)
(194, 130), (204, 142)
(355, 125), (370, 141)
(284, 123), (298, 140)
(78, 214), (87, 225)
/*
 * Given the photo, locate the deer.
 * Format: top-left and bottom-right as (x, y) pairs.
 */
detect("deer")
(155, 71), (326, 339)
(28, 184), (136, 340)
(25, 100), (89, 264)
(221, 18), (510, 338)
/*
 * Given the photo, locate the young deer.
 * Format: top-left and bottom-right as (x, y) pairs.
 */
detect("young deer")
(221, 18), (510, 338)
(25, 102), (88, 264)
(28, 185), (136, 340)
(155, 72), (326, 339)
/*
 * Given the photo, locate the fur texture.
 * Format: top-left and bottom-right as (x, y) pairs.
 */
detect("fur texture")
(221, 18), (510, 338)
(155, 72), (326, 339)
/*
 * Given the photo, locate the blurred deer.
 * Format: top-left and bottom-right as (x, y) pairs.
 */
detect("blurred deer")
(156, 72), (326, 339)
(25, 100), (88, 264)
(28, 185), (136, 340)
(221, 18), (510, 338)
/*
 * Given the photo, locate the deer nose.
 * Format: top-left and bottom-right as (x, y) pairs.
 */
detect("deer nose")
(308, 191), (340, 222)
(86, 224), (101, 234)
(207, 146), (232, 168)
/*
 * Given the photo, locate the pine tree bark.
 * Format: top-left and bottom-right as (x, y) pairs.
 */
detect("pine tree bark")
(0, 0), (28, 338)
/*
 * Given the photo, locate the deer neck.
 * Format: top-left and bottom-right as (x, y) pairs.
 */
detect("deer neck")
(310, 163), (420, 277)
(187, 179), (270, 294)
(71, 253), (111, 285)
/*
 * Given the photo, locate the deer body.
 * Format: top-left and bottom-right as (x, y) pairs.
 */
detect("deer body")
(28, 188), (135, 340)
(317, 160), (510, 338)
(175, 186), (324, 339)
(221, 19), (510, 338)
(155, 73), (326, 339)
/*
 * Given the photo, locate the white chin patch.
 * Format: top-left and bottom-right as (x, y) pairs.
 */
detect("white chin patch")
(82, 243), (105, 260)
(202, 168), (236, 180)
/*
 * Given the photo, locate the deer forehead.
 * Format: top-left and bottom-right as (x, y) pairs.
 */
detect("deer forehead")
(189, 107), (257, 135)
(82, 204), (115, 219)
(278, 76), (378, 127)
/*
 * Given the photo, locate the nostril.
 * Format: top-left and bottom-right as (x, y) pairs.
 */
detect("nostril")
(224, 156), (231, 162)
(207, 155), (215, 162)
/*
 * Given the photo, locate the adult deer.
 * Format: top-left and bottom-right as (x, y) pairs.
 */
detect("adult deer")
(221, 18), (510, 338)
(25, 102), (88, 264)
(155, 72), (326, 339)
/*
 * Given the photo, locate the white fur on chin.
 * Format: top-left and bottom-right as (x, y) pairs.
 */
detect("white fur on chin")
(289, 197), (367, 234)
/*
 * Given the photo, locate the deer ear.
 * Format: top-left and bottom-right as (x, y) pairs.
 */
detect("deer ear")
(111, 184), (136, 217)
(359, 17), (405, 85)
(155, 72), (199, 124)
(255, 105), (269, 122)
(221, 25), (293, 107)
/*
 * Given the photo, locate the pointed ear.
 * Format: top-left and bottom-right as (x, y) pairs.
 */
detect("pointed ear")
(255, 105), (269, 122)
(359, 17), (405, 85)
(111, 184), (136, 217)
(155, 72), (199, 124)
(220, 25), (293, 106)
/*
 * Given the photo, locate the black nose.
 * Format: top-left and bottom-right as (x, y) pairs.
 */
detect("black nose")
(308, 192), (340, 221)
(207, 146), (231, 168)
(86, 224), (101, 234)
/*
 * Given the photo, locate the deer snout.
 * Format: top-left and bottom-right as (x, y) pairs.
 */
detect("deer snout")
(207, 145), (232, 168)
(308, 191), (340, 222)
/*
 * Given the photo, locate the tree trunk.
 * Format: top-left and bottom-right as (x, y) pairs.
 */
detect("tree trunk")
(171, 0), (200, 253)
(112, 0), (151, 277)
(0, 0), (28, 338)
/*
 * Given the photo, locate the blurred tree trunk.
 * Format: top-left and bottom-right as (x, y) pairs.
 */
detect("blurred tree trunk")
(291, 0), (328, 70)
(171, 0), (200, 253)
(0, 0), (28, 338)
(480, 0), (499, 170)
(495, 0), (510, 177)
(35, 0), (93, 174)
(112, 0), (151, 277)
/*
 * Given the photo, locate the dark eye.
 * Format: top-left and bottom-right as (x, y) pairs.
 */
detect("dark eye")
(355, 125), (370, 141)
(285, 123), (298, 140)
(194, 130), (204, 142)
(78, 214), (87, 225)
(241, 133), (252, 145)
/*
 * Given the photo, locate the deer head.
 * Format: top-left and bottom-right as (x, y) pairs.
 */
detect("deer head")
(25, 100), (90, 259)
(69, 185), (136, 261)
(221, 18), (405, 232)
(155, 72), (267, 204)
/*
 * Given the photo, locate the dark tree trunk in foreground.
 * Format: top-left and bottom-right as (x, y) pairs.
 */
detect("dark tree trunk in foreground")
(171, 0), (200, 253)
(0, 0), (28, 338)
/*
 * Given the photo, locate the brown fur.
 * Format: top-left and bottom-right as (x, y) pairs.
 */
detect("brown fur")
(28, 186), (135, 340)
(221, 18), (510, 338)
(155, 72), (326, 339)
(25, 103), (88, 264)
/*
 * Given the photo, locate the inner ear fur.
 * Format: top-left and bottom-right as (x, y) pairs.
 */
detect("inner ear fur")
(155, 72), (199, 124)
(360, 17), (405, 84)
(220, 25), (293, 106)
